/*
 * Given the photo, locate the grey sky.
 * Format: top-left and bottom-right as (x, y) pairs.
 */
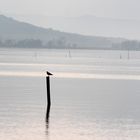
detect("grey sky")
(0, 0), (140, 20)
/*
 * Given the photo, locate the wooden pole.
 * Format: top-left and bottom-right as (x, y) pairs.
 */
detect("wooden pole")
(46, 76), (51, 120)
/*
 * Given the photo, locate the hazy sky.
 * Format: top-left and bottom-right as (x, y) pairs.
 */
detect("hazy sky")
(0, 0), (140, 19)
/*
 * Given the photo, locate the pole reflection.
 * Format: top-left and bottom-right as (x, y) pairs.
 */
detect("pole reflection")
(45, 116), (50, 139)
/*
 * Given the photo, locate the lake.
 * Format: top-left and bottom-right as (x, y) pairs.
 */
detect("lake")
(0, 48), (140, 140)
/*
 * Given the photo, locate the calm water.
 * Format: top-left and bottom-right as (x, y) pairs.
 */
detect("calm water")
(0, 48), (140, 140)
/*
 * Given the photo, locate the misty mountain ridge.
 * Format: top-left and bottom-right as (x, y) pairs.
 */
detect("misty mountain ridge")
(10, 14), (140, 40)
(0, 15), (140, 50)
(51, 15), (140, 40)
(45, 15), (140, 40)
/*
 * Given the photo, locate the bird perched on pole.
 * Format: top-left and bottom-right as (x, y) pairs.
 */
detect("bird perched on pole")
(46, 71), (53, 76)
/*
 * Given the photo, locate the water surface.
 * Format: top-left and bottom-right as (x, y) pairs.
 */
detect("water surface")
(0, 48), (140, 140)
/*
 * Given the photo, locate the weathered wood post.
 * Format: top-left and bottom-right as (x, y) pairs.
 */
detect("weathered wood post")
(46, 71), (53, 121)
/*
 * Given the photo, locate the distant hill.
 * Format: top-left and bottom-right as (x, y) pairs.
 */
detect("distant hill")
(45, 15), (140, 40)
(0, 15), (140, 50)
(11, 14), (140, 40)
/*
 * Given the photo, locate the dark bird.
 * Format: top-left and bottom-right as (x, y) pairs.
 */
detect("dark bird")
(46, 71), (53, 76)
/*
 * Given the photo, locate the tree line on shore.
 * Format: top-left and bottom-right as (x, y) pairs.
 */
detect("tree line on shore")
(0, 38), (140, 50)
(0, 38), (78, 49)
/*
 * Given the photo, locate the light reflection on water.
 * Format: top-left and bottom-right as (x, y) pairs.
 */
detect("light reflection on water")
(0, 48), (140, 140)
(1, 71), (140, 80)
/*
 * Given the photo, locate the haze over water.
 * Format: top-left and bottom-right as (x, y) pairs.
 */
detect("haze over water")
(0, 48), (140, 140)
